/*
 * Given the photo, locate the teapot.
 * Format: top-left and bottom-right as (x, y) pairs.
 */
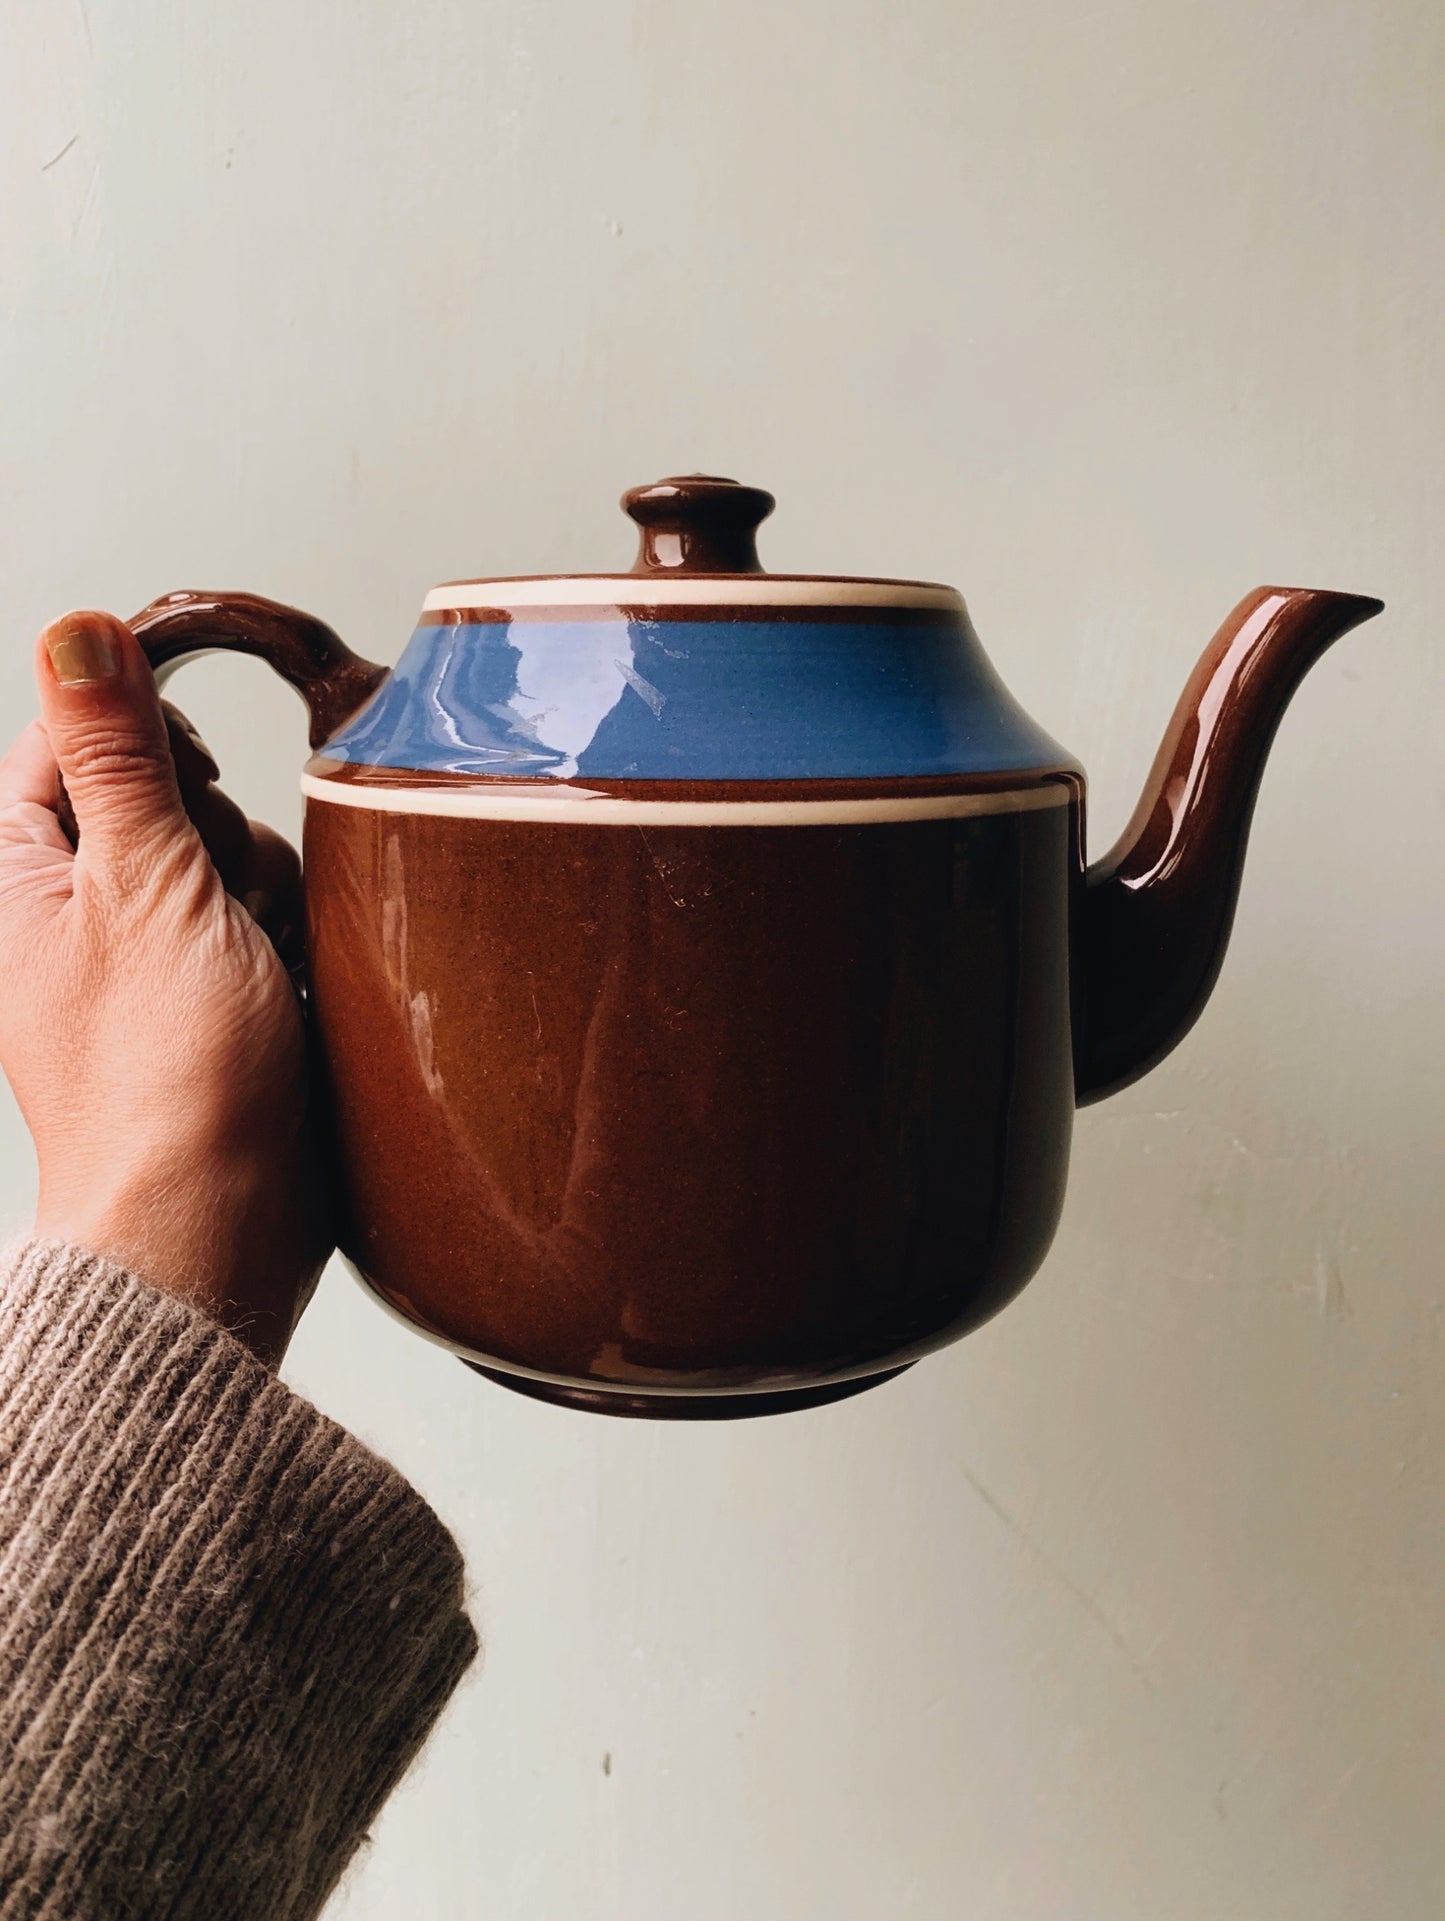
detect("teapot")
(127, 476), (1381, 1418)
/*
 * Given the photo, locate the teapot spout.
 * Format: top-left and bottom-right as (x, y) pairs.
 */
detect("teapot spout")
(1075, 585), (1383, 1105)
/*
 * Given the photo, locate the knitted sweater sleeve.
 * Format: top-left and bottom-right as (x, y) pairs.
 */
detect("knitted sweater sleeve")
(0, 1238), (479, 1920)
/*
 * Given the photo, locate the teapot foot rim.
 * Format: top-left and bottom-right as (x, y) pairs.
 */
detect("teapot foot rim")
(460, 1362), (912, 1420)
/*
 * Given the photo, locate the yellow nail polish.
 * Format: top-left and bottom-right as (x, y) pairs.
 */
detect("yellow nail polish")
(46, 614), (118, 684)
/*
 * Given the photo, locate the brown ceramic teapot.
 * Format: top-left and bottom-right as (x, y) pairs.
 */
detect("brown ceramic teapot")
(126, 477), (1381, 1418)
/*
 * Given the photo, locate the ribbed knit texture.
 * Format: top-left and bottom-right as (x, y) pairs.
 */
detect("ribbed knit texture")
(0, 1239), (479, 1919)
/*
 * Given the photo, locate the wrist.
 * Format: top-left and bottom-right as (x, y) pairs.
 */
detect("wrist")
(35, 1141), (324, 1366)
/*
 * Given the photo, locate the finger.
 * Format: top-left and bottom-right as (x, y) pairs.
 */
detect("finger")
(48, 703), (211, 852)
(170, 777), (303, 973)
(153, 703), (251, 884)
(0, 721), (60, 812)
(161, 701), (221, 792)
(158, 703), (272, 884)
(179, 779), (253, 893)
(36, 611), (202, 886)
(142, 700), (304, 969)
(235, 822), (305, 977)
(0, 722), (69, 856)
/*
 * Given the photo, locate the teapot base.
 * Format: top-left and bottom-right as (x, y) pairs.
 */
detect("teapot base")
(462, 1361), (912, 1420)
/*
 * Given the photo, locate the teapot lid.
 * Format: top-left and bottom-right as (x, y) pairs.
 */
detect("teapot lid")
(424, 473), (963, 616)
(314, 474), (1072, 783)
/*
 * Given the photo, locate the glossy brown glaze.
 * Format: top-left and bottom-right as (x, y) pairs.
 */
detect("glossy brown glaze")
(623, 474), (775, 574)
(304, 793), (1076, 1411)
(1074, 587), (1384, 1103)
(131, 590), (387, 748)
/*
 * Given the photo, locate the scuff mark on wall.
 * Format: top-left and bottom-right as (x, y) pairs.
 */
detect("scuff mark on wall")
(961, 1469), (1154, 1694)
(40, 134), (77, 171)
(1311, 1233), (1351, 1321)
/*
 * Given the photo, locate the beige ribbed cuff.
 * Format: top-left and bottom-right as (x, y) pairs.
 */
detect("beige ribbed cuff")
(0, 1239), (478, 1921)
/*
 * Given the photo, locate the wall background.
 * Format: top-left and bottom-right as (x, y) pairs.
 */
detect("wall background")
(3, 2), (1442, 1915)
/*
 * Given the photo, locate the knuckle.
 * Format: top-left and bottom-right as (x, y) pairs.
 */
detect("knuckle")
(63, 728), (170, 790)
(113, 832), (214, 908)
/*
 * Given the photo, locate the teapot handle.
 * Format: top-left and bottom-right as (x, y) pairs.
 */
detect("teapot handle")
(128, 589), (388, 749)
(53, 589), (386, 847)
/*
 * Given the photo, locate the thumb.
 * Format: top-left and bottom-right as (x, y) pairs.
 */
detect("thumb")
(36, 610), (197, 879)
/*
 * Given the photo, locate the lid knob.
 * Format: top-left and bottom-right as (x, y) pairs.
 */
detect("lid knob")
(622, 474), (775, 575)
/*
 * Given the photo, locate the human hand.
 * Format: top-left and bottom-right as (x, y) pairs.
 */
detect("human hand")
(0, 610), (329, 1365)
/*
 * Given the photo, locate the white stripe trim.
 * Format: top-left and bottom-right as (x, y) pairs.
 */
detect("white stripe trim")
(301, 774), (1067, 825)
(421, 576), (963, 613)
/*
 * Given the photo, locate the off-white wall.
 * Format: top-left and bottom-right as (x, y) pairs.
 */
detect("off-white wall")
(3, 3), (1442, 1915)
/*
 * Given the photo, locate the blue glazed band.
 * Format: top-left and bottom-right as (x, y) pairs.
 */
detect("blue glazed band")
(321, 616), (1069, 781)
